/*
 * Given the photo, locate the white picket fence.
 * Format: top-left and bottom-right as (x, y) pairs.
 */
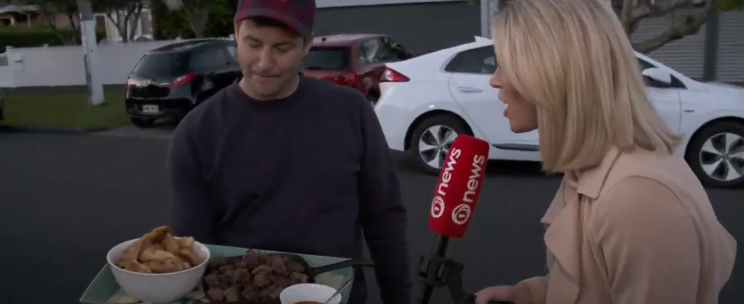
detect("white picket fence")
(0, 36), (234, 88)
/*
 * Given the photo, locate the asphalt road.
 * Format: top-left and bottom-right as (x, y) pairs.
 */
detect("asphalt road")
(0, 133), (741, 304)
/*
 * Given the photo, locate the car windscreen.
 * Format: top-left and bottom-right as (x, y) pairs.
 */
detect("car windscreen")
(302, 47), (350, 70)
(132, 52), (189, 78)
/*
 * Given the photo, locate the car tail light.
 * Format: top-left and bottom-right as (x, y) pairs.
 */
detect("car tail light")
(335, 72), (357, 87)
(171, 73), (196, 88)
(381, 67), (409, 82)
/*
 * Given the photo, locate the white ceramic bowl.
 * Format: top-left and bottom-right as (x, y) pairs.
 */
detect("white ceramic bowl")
(106, 238), (211, 303)
(280, 283), (342, 304)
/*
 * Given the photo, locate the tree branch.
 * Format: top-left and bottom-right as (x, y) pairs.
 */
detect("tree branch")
(631, 0), (717, 53)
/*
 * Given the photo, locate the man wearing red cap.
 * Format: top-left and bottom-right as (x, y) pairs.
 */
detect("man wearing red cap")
(167, 0), (412, 303)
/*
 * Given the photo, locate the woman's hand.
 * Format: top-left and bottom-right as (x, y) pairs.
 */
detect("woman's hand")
(475, 284), (534, 304)
(474, 285), (515, 304)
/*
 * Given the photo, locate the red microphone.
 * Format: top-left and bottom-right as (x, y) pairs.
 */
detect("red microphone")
(417, 135), (490, 304)
(429, 134), (489, 238)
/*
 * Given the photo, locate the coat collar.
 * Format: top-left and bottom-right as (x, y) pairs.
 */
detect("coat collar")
(575, 147), (622, 199)
(539, 147), (622, 304)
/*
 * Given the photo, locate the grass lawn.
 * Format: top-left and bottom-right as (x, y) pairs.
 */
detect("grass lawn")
(1, 93), (130, 130)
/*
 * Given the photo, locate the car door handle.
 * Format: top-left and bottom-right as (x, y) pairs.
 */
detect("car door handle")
(457, 86), (483, 93)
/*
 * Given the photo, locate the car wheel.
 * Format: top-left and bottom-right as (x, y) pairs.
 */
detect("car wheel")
(408, 115), (471, 175)
(685, 121), (744, 188)
(130, 117), (155, 128)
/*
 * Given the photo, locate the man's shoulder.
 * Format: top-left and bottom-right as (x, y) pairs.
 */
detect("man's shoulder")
(174, 85), (233, 140)
(303, 76), (367, 107)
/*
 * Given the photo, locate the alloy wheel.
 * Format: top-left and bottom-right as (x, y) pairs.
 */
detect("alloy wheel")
(418, 125), (458, 169)
(698, 132), (744, 182)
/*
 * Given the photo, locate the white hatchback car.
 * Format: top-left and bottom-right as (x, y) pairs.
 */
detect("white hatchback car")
(374, 36), (744, 188)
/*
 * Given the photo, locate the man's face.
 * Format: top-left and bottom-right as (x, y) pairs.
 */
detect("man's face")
(234, 20), (310, 100)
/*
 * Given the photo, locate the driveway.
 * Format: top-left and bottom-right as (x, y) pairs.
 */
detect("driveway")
(0, 133), (741, 304)
(93, 124), (175, 139)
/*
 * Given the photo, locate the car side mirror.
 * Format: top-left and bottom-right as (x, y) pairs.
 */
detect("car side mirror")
(642, 67), (672, 85)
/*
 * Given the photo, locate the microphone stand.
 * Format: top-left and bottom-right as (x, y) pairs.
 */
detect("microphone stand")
(416, 237), (513, 304)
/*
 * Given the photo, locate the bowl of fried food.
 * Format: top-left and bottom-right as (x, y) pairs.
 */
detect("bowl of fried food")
(106, 226), (211, 303)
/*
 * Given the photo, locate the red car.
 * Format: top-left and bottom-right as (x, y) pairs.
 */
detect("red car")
(301, 34), (413, 105)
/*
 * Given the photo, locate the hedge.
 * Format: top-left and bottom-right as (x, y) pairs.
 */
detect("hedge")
(0, 27), (107, 52)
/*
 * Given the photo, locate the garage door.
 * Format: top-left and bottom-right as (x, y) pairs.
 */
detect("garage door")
(717, 10), (744, 83)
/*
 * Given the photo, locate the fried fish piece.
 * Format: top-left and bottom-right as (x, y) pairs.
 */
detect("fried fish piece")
(162, 233), (180, 253)
(118, 239), (144, 266)
(141, 226), (170, 244)
(124, 260), (152, 273)
(177, 248), (204, 266)
(145, 257), (184, 273)
(175, 237), (195, 249)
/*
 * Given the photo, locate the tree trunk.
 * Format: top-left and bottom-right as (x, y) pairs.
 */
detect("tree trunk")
(150, 0), (168, 40)
(128, 4), (143, 41)
(185, 8), (209, 38)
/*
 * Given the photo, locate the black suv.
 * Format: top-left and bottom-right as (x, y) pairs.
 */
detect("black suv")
(125, 39), (241, 128)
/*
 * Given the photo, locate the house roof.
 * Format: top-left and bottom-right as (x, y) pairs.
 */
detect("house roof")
(0, 4), (39, 14)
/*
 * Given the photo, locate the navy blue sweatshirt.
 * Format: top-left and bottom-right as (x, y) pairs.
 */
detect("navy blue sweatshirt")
(167, 76), (411, 304)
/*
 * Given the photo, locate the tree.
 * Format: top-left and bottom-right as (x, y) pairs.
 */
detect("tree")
(180, 0), (215, 38)
(478, 0), (744, 53)
(619, 0), (742, 53)
(92, 0), (144, 42)
(20, 0), (80, 44)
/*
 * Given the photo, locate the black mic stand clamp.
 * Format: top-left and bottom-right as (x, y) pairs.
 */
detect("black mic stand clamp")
(417, 256), (513, 304)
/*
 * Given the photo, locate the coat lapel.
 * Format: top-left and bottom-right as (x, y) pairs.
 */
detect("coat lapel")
(541, 176), (581, 304)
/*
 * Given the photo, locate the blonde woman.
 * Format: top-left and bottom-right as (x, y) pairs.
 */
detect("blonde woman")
(474, 0), (737, 304)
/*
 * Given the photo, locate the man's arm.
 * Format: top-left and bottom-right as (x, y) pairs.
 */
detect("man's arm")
(357, 99), (412, 304)
(167, 123), (217, 244)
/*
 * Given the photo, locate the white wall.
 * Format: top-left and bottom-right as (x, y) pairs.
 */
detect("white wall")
(0, 37), (232, 88)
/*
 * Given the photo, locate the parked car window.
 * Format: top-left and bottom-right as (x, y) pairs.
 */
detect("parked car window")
(360, 39), (381, 63)
(224, 44), (238, 62)
(637, 57), (686, 89)
(445, 46), (497, 75)
(189, 45), (230, 70)
(302, 47), (350, 70)
(356, 45), (369, 65)
(376, 37), (409, 62)
(638, 58), (656, 71)
(132, 52), (188, 78)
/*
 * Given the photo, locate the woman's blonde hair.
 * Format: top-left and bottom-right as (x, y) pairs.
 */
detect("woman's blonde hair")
(492, 0), (679, 173)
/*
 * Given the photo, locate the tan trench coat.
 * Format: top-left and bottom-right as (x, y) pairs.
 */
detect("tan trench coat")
(515, 147), (737, 304)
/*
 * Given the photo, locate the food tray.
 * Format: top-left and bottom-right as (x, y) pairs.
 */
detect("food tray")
(201, 253), (374, 304)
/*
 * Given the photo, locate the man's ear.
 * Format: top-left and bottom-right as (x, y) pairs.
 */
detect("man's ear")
(302, 34), (314, 55)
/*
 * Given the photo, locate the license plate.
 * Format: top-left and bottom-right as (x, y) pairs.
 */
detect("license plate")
(142, 105), (159, 113)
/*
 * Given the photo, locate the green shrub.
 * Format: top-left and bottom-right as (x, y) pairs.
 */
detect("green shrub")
(0, 26), (106, 52)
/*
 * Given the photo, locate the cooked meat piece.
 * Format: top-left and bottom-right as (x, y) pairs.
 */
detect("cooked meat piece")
(269, 255), (288, 274)
(224, 286), (240, 302)
(289, 272), (309, 284)
(286, 260), (306, 273)
(223, 269), (234, 279)
(233, 268), (250, 284)
(204, 274), (220, 288)
(207, 288), (225, 301)
(241, 286), (260, 300)
(258, 285), (277, 300)
(251, 264), (271, 274)
(269, 286), (283, 299)
(253, 271), (271, 287)
(219, 264), (234, 273)
(243, 250), (262, 268)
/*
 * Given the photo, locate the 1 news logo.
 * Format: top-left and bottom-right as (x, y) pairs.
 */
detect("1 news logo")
(430, 196), (445, 218)
(451, 204), (471, 225)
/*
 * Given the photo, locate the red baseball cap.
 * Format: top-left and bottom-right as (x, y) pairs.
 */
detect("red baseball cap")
(234, 0), (316, 38)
